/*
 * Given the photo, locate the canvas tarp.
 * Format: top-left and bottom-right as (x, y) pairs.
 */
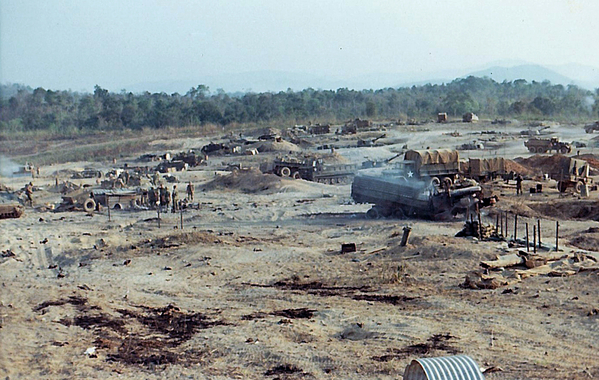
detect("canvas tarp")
(404, 150), (460, 170)
(469, 157), (506, 176)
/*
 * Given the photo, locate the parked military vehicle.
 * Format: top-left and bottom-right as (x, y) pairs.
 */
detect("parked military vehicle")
(551, 157), (593, 193)
(259, 156), (357, 183)
(0, 204), (24, 219)
(584, 121), (599, 133)
(399, 149), (461, 188)
(351, 149), (482, 220)
(466, 158), (507, 181)
(56, 188), (97, 213)
(524, 137), (571, 154)
(351, 168), (482, 220)
(172, 151), (207, 167)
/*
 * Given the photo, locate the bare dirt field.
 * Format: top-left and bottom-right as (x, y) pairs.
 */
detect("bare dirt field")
(1, 120), (599, 379)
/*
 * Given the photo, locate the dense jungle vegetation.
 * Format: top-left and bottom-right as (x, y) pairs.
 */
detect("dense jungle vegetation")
(1, 76), (598, 135)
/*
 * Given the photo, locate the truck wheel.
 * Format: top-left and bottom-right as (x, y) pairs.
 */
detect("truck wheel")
(380, 208), (392, 218)
(292, 171), (301, 180)
(556, 181), (568, 193)
(528, 147), (535, 153)
(442, 177), (453, 188)
(560, 146), (568, 154)
(366, 208), (380, 219)
(430, 177), (441, 187)
(575, 181), (584, 193)
(83, 199), (96, 213)
(393, 208), (406, 219)
(279, 167), (291, 177)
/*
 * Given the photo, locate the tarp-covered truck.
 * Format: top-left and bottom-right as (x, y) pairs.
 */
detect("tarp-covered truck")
(466, 157), (506, 181)
(400, 149), (460, 187)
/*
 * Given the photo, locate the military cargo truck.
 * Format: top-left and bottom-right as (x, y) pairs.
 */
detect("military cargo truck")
(524, 137), (571, 154)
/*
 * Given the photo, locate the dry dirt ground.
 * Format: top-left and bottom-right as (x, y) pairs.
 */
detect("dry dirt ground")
(1, 120), (599, 379)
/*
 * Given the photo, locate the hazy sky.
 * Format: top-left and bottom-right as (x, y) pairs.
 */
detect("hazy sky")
(1, 0), (598, 92)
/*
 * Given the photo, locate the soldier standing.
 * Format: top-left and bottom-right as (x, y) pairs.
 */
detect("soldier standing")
(516, 174), (523, 195)
(164, 187), (171, 212)
(171, 185), (178, 213)
(25, 182), (34, 206)
(186, 181), (194, 201)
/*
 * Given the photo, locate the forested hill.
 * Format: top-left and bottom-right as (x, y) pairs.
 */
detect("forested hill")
(1, 76), (598, 134)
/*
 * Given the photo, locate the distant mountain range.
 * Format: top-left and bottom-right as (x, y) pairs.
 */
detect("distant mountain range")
(121, 63), (599, 95)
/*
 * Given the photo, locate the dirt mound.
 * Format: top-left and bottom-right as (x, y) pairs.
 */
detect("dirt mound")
(246, 126), (282, 137)
(569, 233), (599, 252)
(515, 154), (569, 176)
(527, 200), (599, 221)
(203, 168), (284, 193)
(248, 140), (301, 153)
(504, 159), (535, 176)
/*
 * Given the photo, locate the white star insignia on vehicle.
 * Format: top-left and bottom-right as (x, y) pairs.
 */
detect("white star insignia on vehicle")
(407, 171), (414, 178)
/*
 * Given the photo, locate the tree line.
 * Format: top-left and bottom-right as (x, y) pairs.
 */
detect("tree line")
(1, 76), (598, 134)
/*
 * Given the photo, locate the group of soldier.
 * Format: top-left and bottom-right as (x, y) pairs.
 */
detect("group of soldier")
(144, 181), (195, 212)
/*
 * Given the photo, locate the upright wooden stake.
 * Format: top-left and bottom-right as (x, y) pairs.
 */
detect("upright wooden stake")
(477, 203), (483, 239)
(525, 222), (530, 252)
(505, 212), (509, 238)
(514, 214), (518, 241)
(537, 219), (542, 247)
(532, 225), (537, 254)
(500, 213), (504, 237)
(496, 214), (499, 235)
(555, 221), (559, 251)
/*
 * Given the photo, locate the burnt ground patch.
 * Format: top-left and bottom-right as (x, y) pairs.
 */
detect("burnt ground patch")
(264, 363), (311, 378)
(350, 294), (416, 305)
(272, 308), (316, 319)
(35, 298), (226, 368)
(249, 277), (419, 306)
(33, 295), (88, 312)
(241, 308), (315, 321)
(371, 333), (459, 362)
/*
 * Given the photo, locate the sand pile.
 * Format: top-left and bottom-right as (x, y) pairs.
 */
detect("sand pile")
(515, 154), (569, 175)
(248, 140), (302, 153)
(246, 126), (281, 137)
(504, 159), (534, 176)
(202, 168), (284, 193)
(527, 200), (599, 221)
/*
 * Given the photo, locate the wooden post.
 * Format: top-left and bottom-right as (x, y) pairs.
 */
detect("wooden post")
(525, 222), (529, 252)
(505, 212), (509, 238)
(400, 227), (412, 247)
(537, 219), (542, 247)
(532, 224), (537, 254)
(555, 221), (559, 251)
(514, 214), (518, 241)
(495, 214), (499, 235)
(500, 213), (504, 237)
(477, 204), (483, 239)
